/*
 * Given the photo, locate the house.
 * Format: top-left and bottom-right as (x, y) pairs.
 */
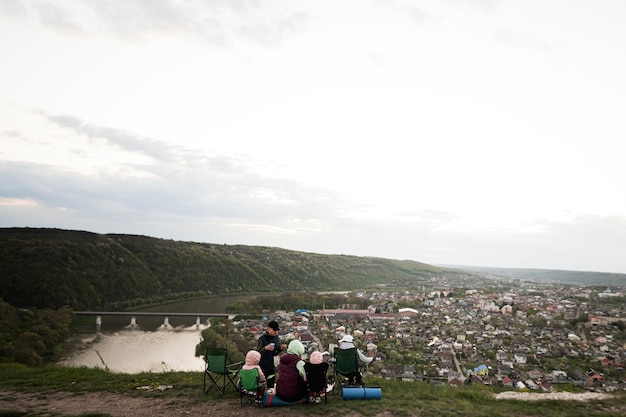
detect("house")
(382, 370), (396, 380)
(298, 332), (314, 346)
(466, 364), (489, 379)
(568, 333), (581, 343)
(525, 379), (539, 390)
(399, 308), (419, 318)
(538, 377), (554, 392)
(527, 369), (543, 380)
(368, 313), (397, 323)
(549, 370), (570, 383)
(448, 375), (464, 386)
(498, 364), (513, 376)
(586, 368), (605, 386)
(400, 372), (416, 382)
(468, 374), (483, 384)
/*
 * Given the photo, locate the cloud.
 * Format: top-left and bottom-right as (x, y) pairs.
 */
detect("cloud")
(47, 114), (176, 163)
(1, 113), (352, 228)
(433, 214), (626, 274)
(0, 0), (28, 17)
(2, 1), (626, 273)
(11, 0), (311, 46)
(3, 144), (626, 273)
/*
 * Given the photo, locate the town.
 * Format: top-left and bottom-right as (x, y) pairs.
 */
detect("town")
(231, 274), (625, 393)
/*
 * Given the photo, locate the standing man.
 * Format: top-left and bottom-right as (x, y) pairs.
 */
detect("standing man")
(257, 320), (282, 390)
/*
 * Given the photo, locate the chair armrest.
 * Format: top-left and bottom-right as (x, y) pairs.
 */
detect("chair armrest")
(226, 361), (243, 371)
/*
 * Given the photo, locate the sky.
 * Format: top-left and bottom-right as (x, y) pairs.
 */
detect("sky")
(1, 0), (625, 274)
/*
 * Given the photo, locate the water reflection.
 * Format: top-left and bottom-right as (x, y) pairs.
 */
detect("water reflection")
(60, 326), (208, 373)
(60, 295), (259, 373)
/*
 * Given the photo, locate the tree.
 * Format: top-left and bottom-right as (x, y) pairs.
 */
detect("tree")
(195, 319), (246, 365)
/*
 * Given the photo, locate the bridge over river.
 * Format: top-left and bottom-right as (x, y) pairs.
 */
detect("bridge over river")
(74, 311), (256, 329)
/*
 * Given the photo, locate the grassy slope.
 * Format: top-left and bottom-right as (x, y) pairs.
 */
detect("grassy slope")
(0, 364), (624, 417)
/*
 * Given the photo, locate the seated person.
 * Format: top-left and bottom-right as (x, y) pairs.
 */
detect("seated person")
(241, 350), (267, 397)
(275, 339), (308, 402)
(304, 351), (329, 403)
(338, 334), (373, 386)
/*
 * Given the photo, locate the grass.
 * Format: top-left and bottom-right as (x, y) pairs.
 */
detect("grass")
(1, 363), (625, 417)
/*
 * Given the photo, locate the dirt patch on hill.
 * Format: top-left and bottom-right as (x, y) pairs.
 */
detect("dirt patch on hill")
(0, 390), (317, 417)
(494, 391), (613, 401)
(1, 389), (618, 416)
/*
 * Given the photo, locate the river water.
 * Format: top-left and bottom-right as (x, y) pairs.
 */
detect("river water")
(59, 295), (257, 373)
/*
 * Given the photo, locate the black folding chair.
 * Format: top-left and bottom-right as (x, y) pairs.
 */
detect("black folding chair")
(304, 361), (330, 405)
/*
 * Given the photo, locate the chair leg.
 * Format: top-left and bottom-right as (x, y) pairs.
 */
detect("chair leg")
(204, 373), (224, 396)
(204, 372), (217, 394)
(333, 373), (344, 395)
(227, 374), (239, 393)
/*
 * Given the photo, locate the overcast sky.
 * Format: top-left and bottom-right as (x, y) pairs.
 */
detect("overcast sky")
(2, 0), (625, 274)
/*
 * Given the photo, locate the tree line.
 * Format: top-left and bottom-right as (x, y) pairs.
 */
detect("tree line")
(0, 227), (449, 312)
(0, 300), (72, 366)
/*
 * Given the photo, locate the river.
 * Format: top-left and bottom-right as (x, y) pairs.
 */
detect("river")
(59, 295), (257, 373)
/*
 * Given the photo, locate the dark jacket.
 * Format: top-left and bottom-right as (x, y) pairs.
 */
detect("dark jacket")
(256, 332), (281, 372)
(276, 353), (306, 401)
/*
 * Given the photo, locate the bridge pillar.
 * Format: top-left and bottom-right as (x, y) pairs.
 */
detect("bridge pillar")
(96, 315), (101, 332)
(163, 316), (170, 329)
(129, 317), (137, 328)
(195, 316), (201, 330)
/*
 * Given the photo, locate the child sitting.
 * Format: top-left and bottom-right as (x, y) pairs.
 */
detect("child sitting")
(241, 350), (267, 398)
(304, 351), (330, 403)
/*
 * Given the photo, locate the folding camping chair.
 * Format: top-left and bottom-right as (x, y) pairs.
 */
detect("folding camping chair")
(332, 347), (362, 395)
(238, 368), (267, 407)
(304, 361), (331, 405)
(203, 347), (242, 396)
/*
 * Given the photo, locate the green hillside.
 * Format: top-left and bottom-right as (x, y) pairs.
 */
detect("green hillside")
(451, 265), (626, 286)
(0, 227), (455, 311)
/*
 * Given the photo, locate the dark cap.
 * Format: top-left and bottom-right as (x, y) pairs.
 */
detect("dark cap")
(268, 320), (280, 331)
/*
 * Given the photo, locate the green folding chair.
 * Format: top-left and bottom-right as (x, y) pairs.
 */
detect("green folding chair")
(203, 347), (242, 396)
(332, 347), (360, 395)
(238, 368), (268, 407)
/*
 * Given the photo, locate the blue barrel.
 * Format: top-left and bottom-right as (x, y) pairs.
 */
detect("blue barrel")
(342, 386), (382, 400)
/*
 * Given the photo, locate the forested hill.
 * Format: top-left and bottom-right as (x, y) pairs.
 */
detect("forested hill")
(0, 227), (458, 311)
(447, 265), (626, 287)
